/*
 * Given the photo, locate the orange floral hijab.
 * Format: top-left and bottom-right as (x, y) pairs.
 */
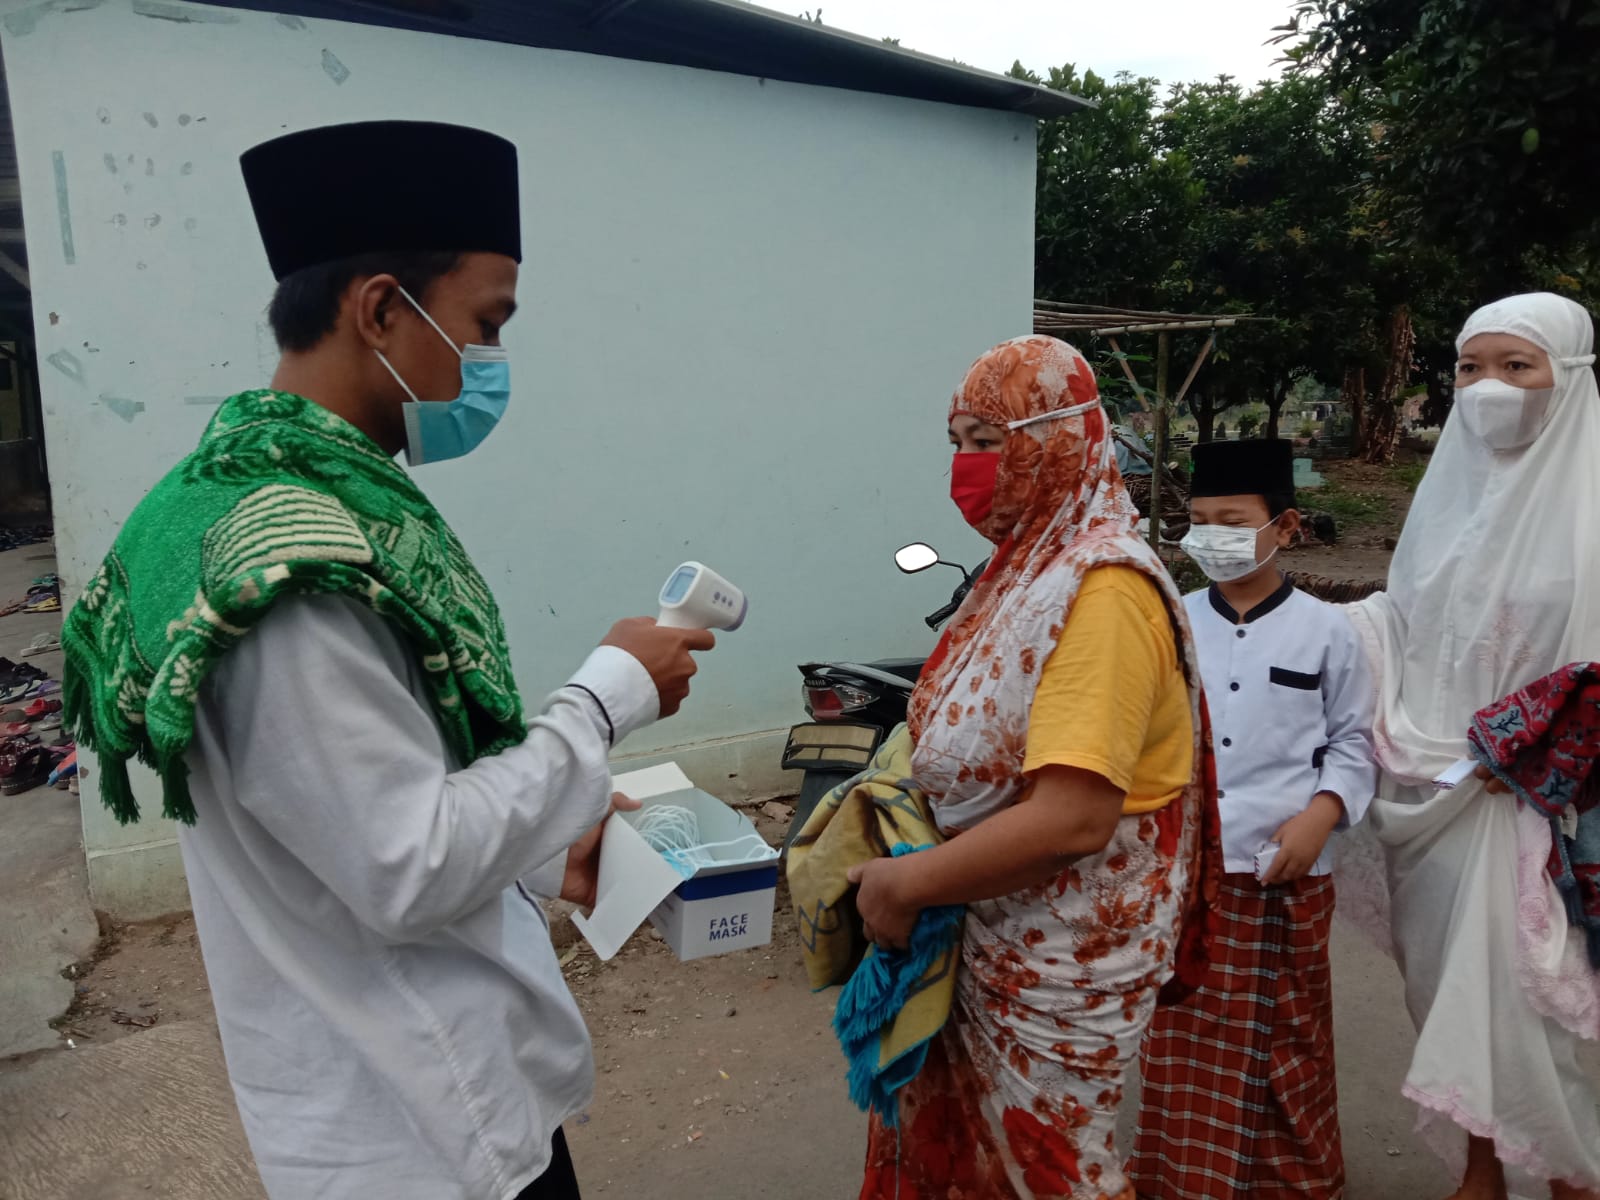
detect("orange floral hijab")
(907, 335), (1193, 830)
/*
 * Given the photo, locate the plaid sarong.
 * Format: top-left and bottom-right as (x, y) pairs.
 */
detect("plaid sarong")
(1131, 874), (1342, 1200)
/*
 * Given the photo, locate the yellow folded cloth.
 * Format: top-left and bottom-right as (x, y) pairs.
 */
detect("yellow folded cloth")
(786, 725), (962, 1121)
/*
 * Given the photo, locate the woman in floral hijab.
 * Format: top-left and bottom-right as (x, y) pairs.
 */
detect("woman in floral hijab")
(849, 336), (1217, 1199)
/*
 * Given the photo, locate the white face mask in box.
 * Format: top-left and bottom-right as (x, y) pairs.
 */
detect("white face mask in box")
(634, 806), (774, 880)
(1180, 518), (1278, 583)
(1455, 378), (1553, 452)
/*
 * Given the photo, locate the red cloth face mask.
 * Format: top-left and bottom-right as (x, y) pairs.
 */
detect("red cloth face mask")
(950, 451), (1001, 529)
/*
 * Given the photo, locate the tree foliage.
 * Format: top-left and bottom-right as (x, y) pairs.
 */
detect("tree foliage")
(1156, 76), (1386, 437)
(1013, 4), (1598, 451)
(1281, 0), (1600, 298)
(1010, 65), (1201, 310)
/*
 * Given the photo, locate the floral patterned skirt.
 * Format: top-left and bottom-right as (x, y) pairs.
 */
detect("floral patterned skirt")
(861, 803), (1190, 1199)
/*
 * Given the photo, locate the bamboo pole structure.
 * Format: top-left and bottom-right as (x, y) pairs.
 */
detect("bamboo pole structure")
(1090, 318), (1239, 337)
(1172, 332), (1218, 408)
(1103, 335), (1152, 412)
(1029, 304), (1254, 549)
(1150, 332), (1171, 552)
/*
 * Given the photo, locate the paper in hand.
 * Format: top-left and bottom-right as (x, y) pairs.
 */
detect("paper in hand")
(1432, 759), (1478, 790)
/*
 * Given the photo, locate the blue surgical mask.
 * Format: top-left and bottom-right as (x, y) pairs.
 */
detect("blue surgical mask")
(375, 287), (511, 466)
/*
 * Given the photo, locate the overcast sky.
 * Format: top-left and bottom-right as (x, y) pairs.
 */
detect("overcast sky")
(755, 0), (1295, 90)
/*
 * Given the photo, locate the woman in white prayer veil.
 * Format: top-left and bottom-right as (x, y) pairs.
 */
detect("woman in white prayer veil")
(1345, 292), (1600, 1200)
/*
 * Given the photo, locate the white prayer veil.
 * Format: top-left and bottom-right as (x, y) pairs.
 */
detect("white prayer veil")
(1358, 292), (1600, 785)
(1339, 294), (1600, 1190)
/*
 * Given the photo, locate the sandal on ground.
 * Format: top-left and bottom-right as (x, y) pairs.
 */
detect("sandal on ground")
(19, 634), (61, 658)
(0, 667), (48, 693)
(0, 684), (39, 708)
(47, 749), (77, 787)
(0, 742), (33, 772)
(1, 746), (53, 795)
(23, 697), (61, 721)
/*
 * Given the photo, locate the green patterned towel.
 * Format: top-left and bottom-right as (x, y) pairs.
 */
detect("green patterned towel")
(62, 389), (526, 825)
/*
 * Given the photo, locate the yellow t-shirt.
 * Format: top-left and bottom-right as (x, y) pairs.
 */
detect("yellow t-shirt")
(1023, 565), (1194, 813)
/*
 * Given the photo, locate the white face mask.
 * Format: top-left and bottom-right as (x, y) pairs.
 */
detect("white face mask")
(1455, 378), (1553, 452)
(1180, 518), (1278, 583)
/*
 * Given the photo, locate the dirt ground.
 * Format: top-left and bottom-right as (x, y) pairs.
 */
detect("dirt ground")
(40, 804), (873, 1198)
(25, 802), (1470, 1200)
(47, 913), (216, 1052)
(561, 816), (864, 1197)
(1287, 455), (1423, 583)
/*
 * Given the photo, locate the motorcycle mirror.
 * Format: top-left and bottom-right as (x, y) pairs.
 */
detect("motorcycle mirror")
(894, 543), (942, 574)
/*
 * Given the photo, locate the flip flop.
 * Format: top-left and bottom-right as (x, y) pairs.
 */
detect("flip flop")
(47, 749), (77, 786)
(0, 682), (39, 706)
(0, 660), (47, 683)
(19, 634), (61, 658)
(2, 746), (54, 795)
(23, 697), (61, 721)
(1, 681), (57, 707)
(21, 596), (61, 614)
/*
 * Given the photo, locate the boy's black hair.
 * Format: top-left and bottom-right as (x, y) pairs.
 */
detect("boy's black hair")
(267, 250), (462, 353)
(1264, 490), (1298, 519)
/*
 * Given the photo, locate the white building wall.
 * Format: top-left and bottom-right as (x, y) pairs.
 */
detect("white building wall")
(3, 0), (1036, 916)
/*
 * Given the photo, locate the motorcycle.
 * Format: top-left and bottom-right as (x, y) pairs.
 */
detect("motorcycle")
(779, 543), (986, 848)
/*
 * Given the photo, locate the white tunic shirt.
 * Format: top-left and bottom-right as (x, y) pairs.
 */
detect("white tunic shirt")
(1184, 579), (1376, 875)
(177, 594), (658, 1200)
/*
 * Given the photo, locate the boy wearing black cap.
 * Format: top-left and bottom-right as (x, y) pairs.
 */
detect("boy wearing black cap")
(1129, 439), (1376, 1200)
(62, 122), (713, 1200)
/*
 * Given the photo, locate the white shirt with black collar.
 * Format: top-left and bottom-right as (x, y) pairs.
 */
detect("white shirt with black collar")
(1185, 576), (1377, 876)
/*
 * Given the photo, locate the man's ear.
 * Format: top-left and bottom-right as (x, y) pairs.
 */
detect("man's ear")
(351, 273), (401, 351)
(1277, 508), (1302, 544)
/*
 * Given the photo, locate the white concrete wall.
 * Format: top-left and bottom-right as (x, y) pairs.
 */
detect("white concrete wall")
(2, 0), (1035, 916)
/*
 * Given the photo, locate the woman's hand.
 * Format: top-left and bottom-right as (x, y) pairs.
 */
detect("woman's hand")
(1473, 764), (1512, 795)
(843, 767), (1126, 923)
(847, 856), (922, 952)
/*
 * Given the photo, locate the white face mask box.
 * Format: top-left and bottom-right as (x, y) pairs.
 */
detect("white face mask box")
(571, 762), (779, 963)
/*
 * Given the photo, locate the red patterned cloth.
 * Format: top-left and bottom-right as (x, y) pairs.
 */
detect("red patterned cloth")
(1130, 874), (1342, 1200)
(859, 337), (1223, 1198)
(1162, 695), (1224, 1008)
(1467, 662), (1600, 968)
(860, 797), (1205, 1200)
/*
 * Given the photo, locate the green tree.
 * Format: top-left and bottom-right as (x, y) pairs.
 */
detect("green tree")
(1155, 76), (1387, 439)
(1012, 65), (1203, 309)
(1016, 57), (1496, 450)
(1282, 0), (1600, 300)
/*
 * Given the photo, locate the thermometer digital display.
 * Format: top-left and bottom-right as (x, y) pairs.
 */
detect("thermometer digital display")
(656, 562), (746, 631)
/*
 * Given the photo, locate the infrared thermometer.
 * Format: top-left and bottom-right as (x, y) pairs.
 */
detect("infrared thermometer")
(656, 562), (747, 631)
